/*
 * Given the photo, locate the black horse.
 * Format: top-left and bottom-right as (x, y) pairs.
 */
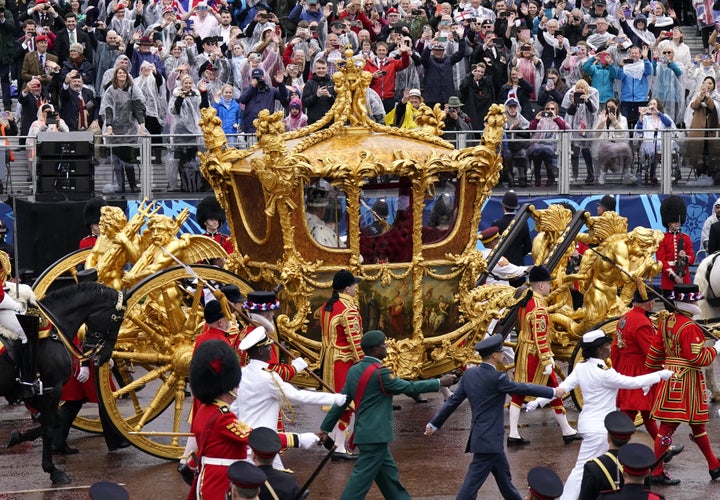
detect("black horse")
(1, 282), (125, 485)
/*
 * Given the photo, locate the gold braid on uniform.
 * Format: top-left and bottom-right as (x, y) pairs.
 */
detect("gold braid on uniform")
(269, 369), (296, 424)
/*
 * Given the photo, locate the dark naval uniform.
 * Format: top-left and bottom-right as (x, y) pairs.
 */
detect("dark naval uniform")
(598, 483), (665, 499)
(579, 450), (622, 500)
(258, 464), (301, 500)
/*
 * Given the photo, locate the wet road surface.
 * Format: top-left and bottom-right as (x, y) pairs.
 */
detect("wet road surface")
(3, 372), (720, 499)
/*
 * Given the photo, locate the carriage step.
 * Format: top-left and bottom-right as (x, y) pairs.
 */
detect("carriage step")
(16, 377), (49, 398)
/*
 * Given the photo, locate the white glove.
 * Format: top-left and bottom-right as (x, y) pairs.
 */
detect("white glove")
(642, 385), (651, 396)
(298, 432), (319, 449)
(291, 357), (309, 372)
(542, 362), (553, 376)
(77, 366), (90, 383)
(659, 369), (674, 380)
(0, 293), (23, 313)
(333, 393), (348, 407)
(526, 400), (540, 412)
(714, 339), (720, 353)
(108, 358), (115, 369)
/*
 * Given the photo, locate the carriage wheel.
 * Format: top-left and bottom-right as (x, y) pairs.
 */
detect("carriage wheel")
(33, 248), (106, 434)
(568, 317), (621, 412)
(96, 265), (254, 460)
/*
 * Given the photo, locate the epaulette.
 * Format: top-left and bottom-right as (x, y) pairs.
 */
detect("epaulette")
(278, 468), (294, 474)
(226, 419), (252, 438)
(597, 363), (608, 370)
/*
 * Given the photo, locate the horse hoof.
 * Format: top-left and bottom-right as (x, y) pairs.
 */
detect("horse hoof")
(51, 470), (71, 486)
(7, 430), (20, 448)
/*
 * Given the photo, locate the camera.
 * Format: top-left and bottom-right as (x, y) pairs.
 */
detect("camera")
(623, 58), (633, 64)
(500, 11), (510, 17)
(412, 8), (422, 15)
(542, 111), (553, 118)
(573, 91), (584, 104)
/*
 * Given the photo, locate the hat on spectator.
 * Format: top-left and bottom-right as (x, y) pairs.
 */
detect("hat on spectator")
(408, 88), (422, 98)
(504, 97), (520, 107)
(446, 96), (463, 107)
(251, 68), (264, 79)
(35, 35), (49, 43)
(633, 13), (647, 26)
(138, 36), (154, 45)
(69, 43), (84, 54)
(594, 0), (607, 5)
(386, 7), (399, 15)
(116, 2), (126, 10)
(198, 60), (217, 76)
(290, 97), (302, 109)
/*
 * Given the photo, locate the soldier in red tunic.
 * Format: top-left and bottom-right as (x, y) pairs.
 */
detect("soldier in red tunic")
(611, 286), (661, 440)
(508, 265), (581, 446)
(79, 197), (107, 249)
(645, 284), (720, 486)
(320, 269), (363, 460)
(196, 195), (234, 257)
(656, 196), (694, 306)
(186, 340), (317, 499)
(194, 300), (232, 351)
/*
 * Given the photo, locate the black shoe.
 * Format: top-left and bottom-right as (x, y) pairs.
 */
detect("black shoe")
(650, 471), (681, 486)
(52, 445), (79, 455)
(7, 430), (21, 448)
(507, 436), (530, 446)
(664, 444), (684, 464)
(108, 440), (131, 451)
(546, 180), (556, 187)
(331, 451), (358, 461)
(584, 176), (594, 184)
(711, 466), (720, 480)
(411, 395), (428, 403)
(563, 433), (583, 444)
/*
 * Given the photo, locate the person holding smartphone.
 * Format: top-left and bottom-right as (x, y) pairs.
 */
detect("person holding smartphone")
(562, 78), (599, 184)
(364, 40), (411, 112)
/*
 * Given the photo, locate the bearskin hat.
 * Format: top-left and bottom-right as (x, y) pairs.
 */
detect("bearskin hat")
(660, 195), (686, 227)
(84, 197), (107, 226)
(189, 340), (241, 404)
(196, 196), (226, 227)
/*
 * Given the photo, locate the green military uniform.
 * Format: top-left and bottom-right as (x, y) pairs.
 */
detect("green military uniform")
(320, 354), (440, 500)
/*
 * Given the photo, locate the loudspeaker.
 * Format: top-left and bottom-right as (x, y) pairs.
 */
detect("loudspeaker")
(14, 198), (127, 277)
(37, 176), (93, 193)
(36, 131), (94, 156)
(38, 159), (93, 176)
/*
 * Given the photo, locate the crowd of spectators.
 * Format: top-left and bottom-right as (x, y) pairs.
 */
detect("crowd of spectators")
(0, 0), (718, 190)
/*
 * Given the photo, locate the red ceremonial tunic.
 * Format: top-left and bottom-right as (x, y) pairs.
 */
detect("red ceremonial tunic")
(59, 332), (115, 402)
(191, 327), (233, 419)
(187, 401), (250, 500)
(656, 231), (694, 291)
(511, 295), (560, 407)
(646, 313), (716, 423)
(79, 234), (98, 249)
(204, 231), (234, 255)
(611, 306), (659, 411)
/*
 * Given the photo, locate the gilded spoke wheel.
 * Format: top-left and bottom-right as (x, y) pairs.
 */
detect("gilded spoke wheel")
(96, 265), (253, 460)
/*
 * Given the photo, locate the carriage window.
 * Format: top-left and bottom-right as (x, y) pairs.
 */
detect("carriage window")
(359, 179), (413, 264)
(422, 174), (459, 244)
(305, 179), (348, 248)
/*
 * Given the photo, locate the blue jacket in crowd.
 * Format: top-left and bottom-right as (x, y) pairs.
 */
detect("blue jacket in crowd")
(615, 60), (653, 102)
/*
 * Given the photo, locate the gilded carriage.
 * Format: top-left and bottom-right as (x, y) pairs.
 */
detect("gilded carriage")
(31, 49), (665, 459)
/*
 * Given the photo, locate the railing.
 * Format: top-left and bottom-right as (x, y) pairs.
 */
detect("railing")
(4, 128), (717, 200)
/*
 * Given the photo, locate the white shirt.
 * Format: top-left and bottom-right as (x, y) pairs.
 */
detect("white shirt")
(556, 358), (662, 434)
(230, 359), (339, 431)
(480, 248), (529, 285)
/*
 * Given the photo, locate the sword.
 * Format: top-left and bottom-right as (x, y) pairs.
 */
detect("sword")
(294, 443), (337, 500)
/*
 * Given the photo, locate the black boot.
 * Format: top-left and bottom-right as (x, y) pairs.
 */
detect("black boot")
(52, 400), (82, 454)
(114, 164), (125, 193)
(125, 165), (138, 193)
(19, 342), (38, 399)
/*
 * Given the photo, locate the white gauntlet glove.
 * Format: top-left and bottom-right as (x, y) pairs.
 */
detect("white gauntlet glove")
(714, 339), (720, 354)
(525, 400), (540, 412)
(298, 432), (320, 449)
(291, 357), (309, 372)
(333, 393), (348, 407)
(659, 369), (673, 380)
(542, 361), (553, 376)
(77, 366), (90, 383)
